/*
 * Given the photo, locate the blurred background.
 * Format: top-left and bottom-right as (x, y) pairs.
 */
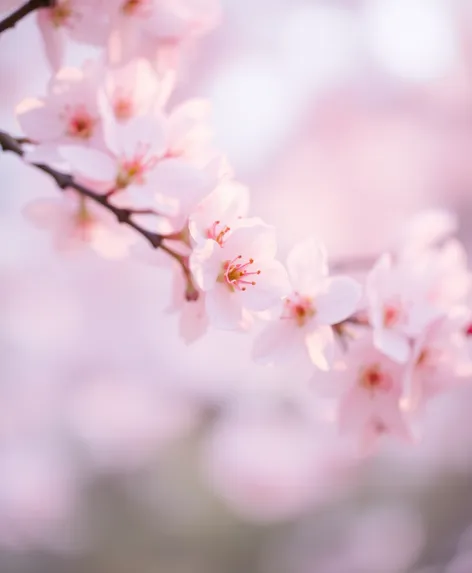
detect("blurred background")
(2, 0), (472, 571)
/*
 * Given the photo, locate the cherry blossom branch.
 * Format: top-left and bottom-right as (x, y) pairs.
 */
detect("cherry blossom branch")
(0, 129), (199, 299)
(0, 0), (54, 34)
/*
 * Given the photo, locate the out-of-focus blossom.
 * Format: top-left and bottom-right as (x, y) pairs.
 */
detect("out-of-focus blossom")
(403, 310), (472, 412)
(107, 0), (221, 66)
(101, 58), (174, 122)
(336, 334), (412, 454)
(59, 114), (167, 206)
(188, 179), (250, 245)
(16, 62), (103, 163)
(366, 253), (442, 363)
(37, 0), (109, 71)
(190, 219), (290, 330)
(23, 190), (136, 258)
(61, 100), (219, 221)
(253, 238), (361, 372)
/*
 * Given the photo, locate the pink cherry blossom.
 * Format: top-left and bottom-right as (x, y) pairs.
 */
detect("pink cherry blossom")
(107, 0), (221, 66)
(16, 62), (103, 163)
(413, 238), (471, 312)
(188, 178), (250, 245)
(100, 58), (175, 122)
(190, 220), (290, 330)
(23, 190), (136, 258)
(37, 0), (109, 71)
(152, 99), (224, 226)
(60, 101), (219, 218)
(336, 334), (413, 455)
(402, 309), (472, 413)
(59, 114), (167, 207)
(253, 238), (362, 372)
(366, 253), (442, 363)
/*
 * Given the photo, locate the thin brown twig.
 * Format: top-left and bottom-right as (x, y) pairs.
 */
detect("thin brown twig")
(0, 0), (54, 34)
(0, 129), (199, 299)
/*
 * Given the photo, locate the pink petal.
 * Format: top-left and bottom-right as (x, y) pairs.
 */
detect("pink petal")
(373, 328), (411, 363)
(167, 98), (212, 144)
(205, 282), (245, 330)
(59, 146), (116, 184)
(189, 240), (221, 290)
(23, 143), (62, 164)
(305, 324), (335, 371)
(189, 180), (250, 243)
(149, 158), (213, 205)
(241, 259), (290, 312)
(105, 115), (167, 158)
(224, 221), (277, 262)
(315, 276), (362, 325)
(37, 10), (65, 72)
(179, 297), (209, 344)
(252, 320), (305, 365)
(22, 198), (65, 229)
(286, 237), (328, 294)
(16, 98), (63, 141)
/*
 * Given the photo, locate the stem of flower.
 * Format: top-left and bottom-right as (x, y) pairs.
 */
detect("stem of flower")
(0, 0), (54, 34)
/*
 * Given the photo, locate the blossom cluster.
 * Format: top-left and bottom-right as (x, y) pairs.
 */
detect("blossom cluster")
(3, 0), (472, 463)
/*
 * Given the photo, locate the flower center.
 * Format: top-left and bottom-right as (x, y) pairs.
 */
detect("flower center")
(358, 363), (392, 393)
(121, 0), (151, 17)
(115, 143), (158, 189)
(282, 293), (316, 327)
(50, 0), (73, 27)
(113, 95), (134, 121)
(383, 301), (404, 328)
(73, 196), (95, 240)
(416, 346), (441, 370)
(218, 255), (261, 292)
(66, 106), (97, 140)
(207, 220), (231, 246)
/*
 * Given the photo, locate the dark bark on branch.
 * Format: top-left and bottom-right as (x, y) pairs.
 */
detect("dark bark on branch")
(0, 0), (54, 34)
(0, 129), (199, 300)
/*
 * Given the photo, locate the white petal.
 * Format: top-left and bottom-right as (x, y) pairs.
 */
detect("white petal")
(373, 328), (411, 363)
(205, 283), (245, 330)
(59, 146), (116, 183)
(305, 325), (335, 371)
(315, 276), (362, 325)
(287, 237), (328, 294)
